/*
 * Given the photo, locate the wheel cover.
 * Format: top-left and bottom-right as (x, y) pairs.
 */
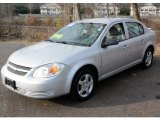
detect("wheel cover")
(77, 74), (94, 98)
(145, 51), (152, 67)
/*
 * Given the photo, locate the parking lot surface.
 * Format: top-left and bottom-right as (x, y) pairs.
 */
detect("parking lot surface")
(0, 42), (160, 117)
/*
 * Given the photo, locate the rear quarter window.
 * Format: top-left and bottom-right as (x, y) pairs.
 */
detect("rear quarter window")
(138, 23), (144, 35)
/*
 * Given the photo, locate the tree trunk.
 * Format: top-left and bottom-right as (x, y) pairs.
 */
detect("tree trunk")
(28, 3), (33, 14)
(73, 3), (81, 21)
(107, 3), (109, 18)
(89, 3), (96, 18)
(113, 3), (116, 17)
(63, 4), (71, 23)
(131, 3), (141, 21)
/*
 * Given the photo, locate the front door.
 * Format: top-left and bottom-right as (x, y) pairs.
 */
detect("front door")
(100, 23), (129, 77)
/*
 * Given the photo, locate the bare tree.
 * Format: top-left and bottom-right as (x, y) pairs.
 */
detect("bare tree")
(107, 3), (109, 18)
(72, 3), (81, 21)
(87, 3), (96, 18)
(113, 3), (116, 17)
(0, 3), (14, 18)
(131, 3), (140, 21)
(28, 3), (33, 14)
(62, 4), (73, 23)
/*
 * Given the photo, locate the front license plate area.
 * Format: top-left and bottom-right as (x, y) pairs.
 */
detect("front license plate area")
(5, 78), (17, 90)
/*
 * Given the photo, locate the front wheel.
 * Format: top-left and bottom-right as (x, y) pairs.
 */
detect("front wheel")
(70, 69), (96, 101)
(142, 48), (153, 69)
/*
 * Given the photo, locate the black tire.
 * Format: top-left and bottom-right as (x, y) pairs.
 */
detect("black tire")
(70, 68), (97, 102)
(141, 47), (153, 69)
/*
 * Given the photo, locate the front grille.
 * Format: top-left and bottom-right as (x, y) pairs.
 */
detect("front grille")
(7, 61), (32, 76)
(9, 62), (31, 71)
(7, 66), (27, 76)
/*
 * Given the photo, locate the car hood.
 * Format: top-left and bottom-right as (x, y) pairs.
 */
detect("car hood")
(9, 41), (87, 68)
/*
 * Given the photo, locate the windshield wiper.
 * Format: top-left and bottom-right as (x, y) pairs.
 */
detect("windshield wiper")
(55, 41), (68, 44)
(46, 39), (68, 44)
(45, 39), (54, 42)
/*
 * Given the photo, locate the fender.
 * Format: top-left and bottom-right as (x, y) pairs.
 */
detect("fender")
(64, 59), (101, 93)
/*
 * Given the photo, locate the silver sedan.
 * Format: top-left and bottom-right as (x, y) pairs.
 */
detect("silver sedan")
(1, 18), (157, 101)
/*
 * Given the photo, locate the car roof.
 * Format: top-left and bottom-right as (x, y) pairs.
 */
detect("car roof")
(76, 18), (139, 24)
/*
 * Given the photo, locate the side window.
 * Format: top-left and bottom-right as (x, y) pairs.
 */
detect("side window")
(106, 23), (126, 42)
(138, 23), (144, 35)
(126, 22), (144, 38)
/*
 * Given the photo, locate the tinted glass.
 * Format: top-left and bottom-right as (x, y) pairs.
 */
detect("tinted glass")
(106, 23), (126, 42)
(126, 22), (144, 38)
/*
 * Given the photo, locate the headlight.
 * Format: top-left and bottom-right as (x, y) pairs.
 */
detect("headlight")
(33, 63), (64, 78)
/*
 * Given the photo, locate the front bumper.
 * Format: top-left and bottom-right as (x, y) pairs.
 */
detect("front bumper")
(1, 65), (71, 99)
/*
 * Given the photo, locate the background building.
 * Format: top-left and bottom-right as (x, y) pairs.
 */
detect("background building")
(130, 3), (160, 16)
(40, 3), (63, 15)
(140, 3), (160, 16)
(94, 3), (120, 18)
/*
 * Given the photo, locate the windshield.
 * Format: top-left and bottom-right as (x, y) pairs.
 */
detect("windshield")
(48, 22), (106, 47)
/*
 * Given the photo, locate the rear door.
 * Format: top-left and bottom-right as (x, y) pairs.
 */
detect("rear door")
(124, 22), (146, 64)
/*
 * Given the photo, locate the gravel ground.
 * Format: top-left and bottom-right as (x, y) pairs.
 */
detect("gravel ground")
(0, 41), (160, 117)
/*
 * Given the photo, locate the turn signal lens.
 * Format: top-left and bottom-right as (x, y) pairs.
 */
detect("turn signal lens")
(49, 65), (60, 74)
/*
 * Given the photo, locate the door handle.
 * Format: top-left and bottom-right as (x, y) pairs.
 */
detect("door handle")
(141, 39), (145, 43)
(123, 45), (129, 49)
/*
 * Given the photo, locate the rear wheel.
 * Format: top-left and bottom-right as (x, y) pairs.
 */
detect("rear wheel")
(70, 69), (96, 101)
(142, 47), (153, 69)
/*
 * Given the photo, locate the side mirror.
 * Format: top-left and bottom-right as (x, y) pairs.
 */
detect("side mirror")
(101, 37), (118, 48)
